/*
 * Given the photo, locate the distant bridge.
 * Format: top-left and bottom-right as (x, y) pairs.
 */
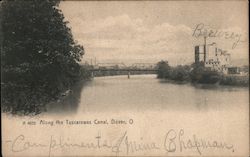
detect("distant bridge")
(91, 68), (157, 72)
(86, 62), (158, 77)
(90, 62), (157, 71)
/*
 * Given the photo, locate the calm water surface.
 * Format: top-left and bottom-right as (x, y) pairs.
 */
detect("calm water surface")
(5, 74), (249, 155)
(47, 74), (249, 114)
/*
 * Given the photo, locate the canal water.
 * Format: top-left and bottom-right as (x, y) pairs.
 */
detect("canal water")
(2, 74), (249, 156)
(47, 74), (249, 114)
(45, 75), (249, 154)
(85, 75), (247, 112)
(48, 74), (249, 155)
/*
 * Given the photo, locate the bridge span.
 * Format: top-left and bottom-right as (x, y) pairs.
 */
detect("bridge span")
(89, 67), (158, 78)
(88, 63), (158, 77)
(90, 68), (157, 72)
(82, 61), (158, 77)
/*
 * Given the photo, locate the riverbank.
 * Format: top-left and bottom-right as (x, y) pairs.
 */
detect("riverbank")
(156, 61), (249, 87)
(220, 75), (249, 87)
(158, 73), (249, 87)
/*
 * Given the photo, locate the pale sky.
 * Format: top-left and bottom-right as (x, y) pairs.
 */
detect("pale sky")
(60, 1), (248, 66)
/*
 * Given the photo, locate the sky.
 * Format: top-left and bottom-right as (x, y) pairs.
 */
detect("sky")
(60, 1), (248, 66)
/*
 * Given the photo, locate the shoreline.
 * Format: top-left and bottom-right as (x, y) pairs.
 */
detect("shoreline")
(157, 77), (249, 88)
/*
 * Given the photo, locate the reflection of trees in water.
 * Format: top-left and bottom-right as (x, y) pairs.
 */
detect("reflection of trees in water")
(46, 80), (87, 114)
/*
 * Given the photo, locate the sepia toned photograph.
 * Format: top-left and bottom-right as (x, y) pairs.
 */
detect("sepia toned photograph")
(1, 0), (249, 156)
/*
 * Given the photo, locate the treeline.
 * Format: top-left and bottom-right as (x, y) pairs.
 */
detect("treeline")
(1, 0), (90, 115)
(157, 61), (191, 82)
(157, 61), (249, 86)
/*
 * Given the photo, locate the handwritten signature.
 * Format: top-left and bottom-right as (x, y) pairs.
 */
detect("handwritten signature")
(5, 129), (234, 156)
(192, 23), (245, 49)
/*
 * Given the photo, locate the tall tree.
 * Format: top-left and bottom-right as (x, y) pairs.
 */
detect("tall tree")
(1, 0), (85, 114)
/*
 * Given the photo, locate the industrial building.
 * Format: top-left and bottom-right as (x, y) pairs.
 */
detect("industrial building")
(195, 37), (231, 74)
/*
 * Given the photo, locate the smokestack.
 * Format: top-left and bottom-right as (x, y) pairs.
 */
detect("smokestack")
(204, 36), (207, 63)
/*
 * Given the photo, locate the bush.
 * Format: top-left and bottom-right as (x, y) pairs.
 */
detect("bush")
(170, 65), (191, 81)
(157, 61), (191, 82)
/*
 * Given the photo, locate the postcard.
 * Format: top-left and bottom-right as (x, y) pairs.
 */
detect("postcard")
(1, 0), (249, 156)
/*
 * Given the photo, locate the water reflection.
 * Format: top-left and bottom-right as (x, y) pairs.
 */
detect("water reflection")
(45, 80), (87, 115)
(45, 75), (249, 114)
(192, 83), (248, 92)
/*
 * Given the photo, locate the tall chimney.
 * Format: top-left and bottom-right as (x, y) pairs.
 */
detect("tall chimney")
(204, 36), (207, 63)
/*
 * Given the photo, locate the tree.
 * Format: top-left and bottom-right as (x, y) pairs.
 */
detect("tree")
(190, 62), (221, 84)
(1, 0), (85, 114)
(171, 65), (191, 81)
(156, 60), (171, 79)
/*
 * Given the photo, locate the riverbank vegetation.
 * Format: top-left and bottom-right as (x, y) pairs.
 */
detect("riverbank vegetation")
(157, 61), (249, 87)
(157, 61), (192, 82)
(220, 75), (249, 87)
(1, 0), (90, 115)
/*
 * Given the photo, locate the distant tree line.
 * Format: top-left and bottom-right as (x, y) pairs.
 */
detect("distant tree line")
(157, 61), (192, 82)
(156, 61), (249, 86)
(1, 0), (90, 115)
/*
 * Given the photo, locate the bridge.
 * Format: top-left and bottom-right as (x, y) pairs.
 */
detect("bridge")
(91, 62), (157, 71)
(85, 62), (158, 77)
